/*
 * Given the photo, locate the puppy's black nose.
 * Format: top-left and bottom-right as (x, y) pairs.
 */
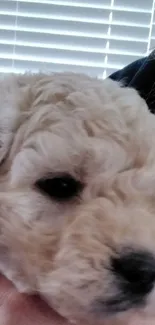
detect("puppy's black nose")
(112, 251), (155, 296)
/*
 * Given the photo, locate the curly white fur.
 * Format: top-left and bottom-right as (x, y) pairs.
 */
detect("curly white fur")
(0, 72), (155, 324)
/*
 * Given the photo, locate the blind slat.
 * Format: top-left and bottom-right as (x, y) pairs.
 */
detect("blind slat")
(115, 0), (153, 11)
(0, 12), (151, 29)
(1, 0), (112, 10)
(0, 15), (150, 41)
(0, 40), (144, 56)
(5, 0), (153, 13)
(0, 29), (147, 54)
(0, 57), (121, 73)
(0, 42), (142, 65)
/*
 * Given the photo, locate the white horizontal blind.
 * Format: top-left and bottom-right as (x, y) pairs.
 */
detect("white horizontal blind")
(0, 0), (155, 78)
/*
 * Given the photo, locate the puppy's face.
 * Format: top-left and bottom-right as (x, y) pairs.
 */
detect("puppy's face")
(0, 73), (155, 324)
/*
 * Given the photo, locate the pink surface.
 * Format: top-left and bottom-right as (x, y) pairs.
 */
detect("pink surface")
(0, 274), (154, 325)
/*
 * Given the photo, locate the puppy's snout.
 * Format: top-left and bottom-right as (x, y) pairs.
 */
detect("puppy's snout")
(112, 251), (155, 297)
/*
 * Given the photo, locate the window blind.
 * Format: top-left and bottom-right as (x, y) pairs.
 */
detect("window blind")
(0, 0), (155, 78)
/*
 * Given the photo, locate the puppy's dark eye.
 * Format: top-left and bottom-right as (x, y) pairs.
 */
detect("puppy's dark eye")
(36, 174), (83, 201)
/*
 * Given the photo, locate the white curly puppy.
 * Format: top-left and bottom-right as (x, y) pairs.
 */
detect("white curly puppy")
(0, 72), (155, 325)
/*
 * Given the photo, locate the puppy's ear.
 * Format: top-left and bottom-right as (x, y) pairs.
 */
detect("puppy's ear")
(0, 76), (20, 164)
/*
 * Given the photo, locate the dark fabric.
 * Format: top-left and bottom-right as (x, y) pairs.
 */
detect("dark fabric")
(109, 52), (155, 114)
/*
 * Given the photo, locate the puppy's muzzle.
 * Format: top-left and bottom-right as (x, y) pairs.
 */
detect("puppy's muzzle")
(98, 250), (155, 313)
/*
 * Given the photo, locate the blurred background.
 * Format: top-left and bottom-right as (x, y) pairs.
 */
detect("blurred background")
(0, 0), (154, 79)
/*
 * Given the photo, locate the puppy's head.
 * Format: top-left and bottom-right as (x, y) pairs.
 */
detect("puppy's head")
(0, 73), (155, 324)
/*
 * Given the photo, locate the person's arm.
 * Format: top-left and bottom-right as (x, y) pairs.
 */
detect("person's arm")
(110, 57), (146, 85)
(109, 51), (155, 115)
